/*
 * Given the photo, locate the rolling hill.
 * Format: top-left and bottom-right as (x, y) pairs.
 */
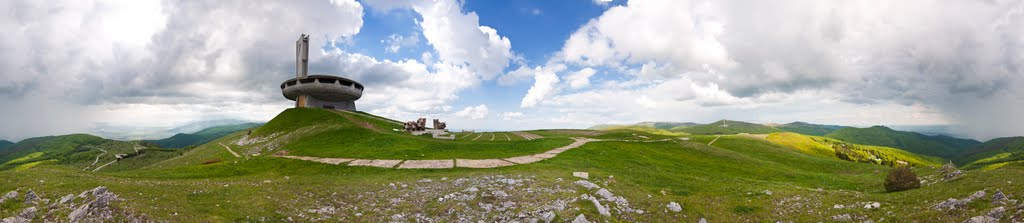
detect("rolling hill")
(144, 123), (262, 148)
(672, 120), (783, 134)
(955, 136), (1024, 169)
(589, 122), (701, 130)
(0, 140), (12, 150)
(824, 126), (980, 158)
(0, 134), (180, 171)
(776, 122), (847, 136)
(766, 132), (943, 167)
(1, 108), (1022, 222)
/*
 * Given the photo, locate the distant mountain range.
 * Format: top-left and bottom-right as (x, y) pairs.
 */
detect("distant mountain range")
(776, 122), (848, 136)
(91, 119), (259, 140)
(825, 126), (980, 158)
(589, 122), (700, 130)
(955, 136), (1024, 168)
(671, 120), (784, 134)
(589, 120), (994, 160)
(144, 123), (262, 148)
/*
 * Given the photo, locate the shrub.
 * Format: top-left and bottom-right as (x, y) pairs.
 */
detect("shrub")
(885, 166), (921, 192)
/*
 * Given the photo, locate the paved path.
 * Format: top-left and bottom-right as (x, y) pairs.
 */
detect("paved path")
(708, 136), (721, 145)
(274, 137), (673, 169)
(219, 143), (241, 158)
(82, 148), (108, 171)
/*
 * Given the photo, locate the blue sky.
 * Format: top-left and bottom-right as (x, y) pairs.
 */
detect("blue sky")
(1, 0), (1023, 141)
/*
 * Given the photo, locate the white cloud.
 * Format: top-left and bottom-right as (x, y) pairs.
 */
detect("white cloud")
(497, 64), (536, 86)
(526, 0), (1024, 140)
(0, 0), (366, 141)
(455, 105), (489, 120)
(372, 0), (515, 80)
(565, 67), (598, 89)
(520, 65), (565, 107)
(593, 0), (613, 6)
(381, 33), (420, 53)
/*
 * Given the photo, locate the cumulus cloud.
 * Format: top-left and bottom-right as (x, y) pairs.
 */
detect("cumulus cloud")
(454, 105), (489, 120)
(0, 0), (518, 140)
(523, 0), (1024, 140)
(565, 67), (598, 89)
(0, 0), (366, 140)
(381, 33), (420, 53)
(520, 65), (565, 107)
(366, 0), (515, 80)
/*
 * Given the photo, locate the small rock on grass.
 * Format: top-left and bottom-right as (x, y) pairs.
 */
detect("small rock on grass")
(573, 172), (589, 179)
(540, 212), (555, 223)
(572, 214), (590, 223)
(23, 190), (38, 204)
(667, 202), (682, 212)
(19, 207), (36, 219)
(961, 216), (997, 223)
(574, 180), (600, 189)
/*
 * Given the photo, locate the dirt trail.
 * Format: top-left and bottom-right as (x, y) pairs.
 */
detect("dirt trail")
(708, 136), (721, 145)
(219, 143), (241, 157)
(82, 148), (108, 171)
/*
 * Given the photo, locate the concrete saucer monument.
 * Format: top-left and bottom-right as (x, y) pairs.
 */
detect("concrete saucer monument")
(280, 34), (363, 111)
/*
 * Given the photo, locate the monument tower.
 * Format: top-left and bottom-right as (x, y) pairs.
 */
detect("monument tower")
(280, 34), (363, 111)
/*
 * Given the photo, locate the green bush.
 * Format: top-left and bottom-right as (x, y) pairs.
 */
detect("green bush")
(884, 166), (921, 192)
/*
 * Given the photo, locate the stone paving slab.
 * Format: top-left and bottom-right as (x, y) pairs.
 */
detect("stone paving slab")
(349, 159), (403, 168)
(455, 159), (516, 168)
(280, 156), (353, 165)
(398, 160), (454, 169)
(531, 153), (557, 159)
(503, 155), (546, 164)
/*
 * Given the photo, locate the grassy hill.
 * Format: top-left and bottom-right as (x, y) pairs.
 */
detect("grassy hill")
(776, 122), (847, 136)
(145, 123), (262, 148)
(0, 140), (12, 150)
(955, 137), (1024, 169)
(0, 134), (180, 171)
(0, 108), (1021, 222)
(589, 122), (700, 130)
(672, 120), (783, 134)
(825, 126), (980, 158)
(766, 132), (944, 167)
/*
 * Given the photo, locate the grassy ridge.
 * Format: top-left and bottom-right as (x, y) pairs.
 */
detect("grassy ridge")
(673, 120), (783, 134)
(0, 140), (13, 150)
(956, 136), (1024, 169)
(145, 123), (262, 148)
(4, 133), (1017, 222)
(280, 109), (575, 159)
(766, 132), (944, 167)
(0, 109), (1021, 221)
(590, 122), (700, 130)
(825, 126), (979, 158)
(776, 122), (846, 136)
